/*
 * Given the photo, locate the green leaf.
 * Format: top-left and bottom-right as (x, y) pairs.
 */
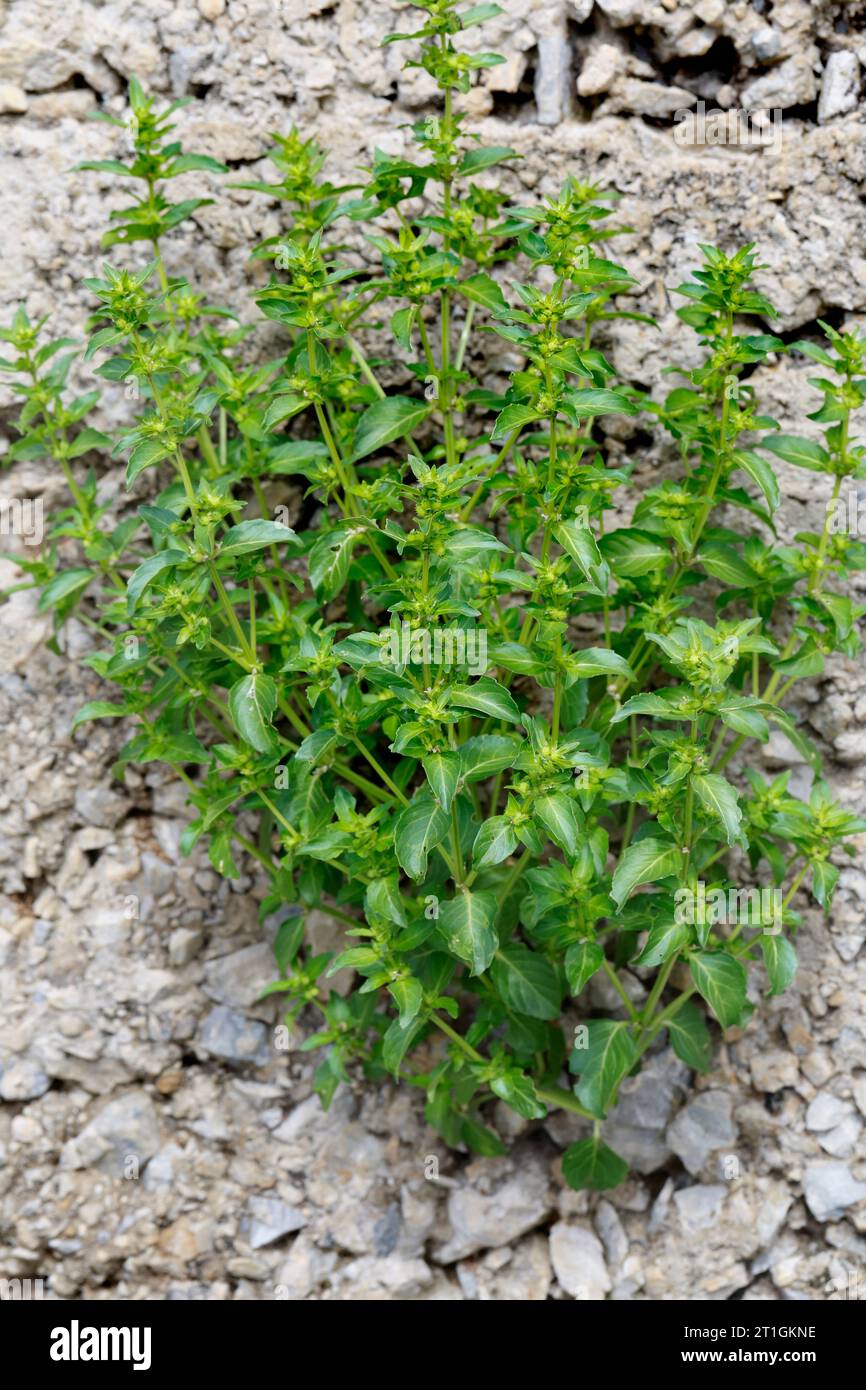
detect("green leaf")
(209, 827), (239, 878)
(810, 858), (839, 909)
(761, 434), (830, 472)
(71, 700), (128, 733)
(261, 394), (308, 431)
(459, 145), (517, 174)
(388, 976), (424, 1027)
(437, 890), (498, 975)
(422, 750), (460, 812)
(308, 525), (361, 600)
(365, 876), (407, 928)
(273, 915), (305, 973)
(734, 449), (780, 513)
(66, 427), (113, 458)
(37, 568), (92, 611)
(472, 816), (518, 868)
(533, 792), (581, 858)
(391, 306), (416, 351)
(571, 1019), (637, 1119)
(611, 837), (681, 908)
(220, 519), (299, 558)
(460, 272), (508, 313)
(689, 950), (747, 1028)
(458, 734), (521, 782)
(760, 935), (797, 997)
(127, 548), (185, 613)
(461, 1115), (507, 1157)
(382, 1015), (426, 1074)
(666, 999), (712, 1072)
(126, 437), (170, 487)
(489, 1067), (546, 1119)
(351, 395), (429, 460)
(564, 941), (604, 995)
(490, 403), (539, 442)
(569, 647), (632, 680)
(492, 943), (560, 1019)
(228, 672), (278, 754)
(562, 1135), (629, 1192)
(393, 790), (449, 880)
(600, 528), (670, 577)
(690, 773), (744, 847)
(697, 541), (761, 588)
(554, 520), (609, 590)
(450, 676), (520, 723)
(565, 387), (638, 419)
(633, 920), (690, 968)
(165, 153), (229, 177)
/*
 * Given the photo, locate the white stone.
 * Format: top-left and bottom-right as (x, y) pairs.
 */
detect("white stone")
(549, 1222), (611, 1299)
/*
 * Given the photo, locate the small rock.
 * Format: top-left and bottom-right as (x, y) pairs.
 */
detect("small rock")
(750, 1050), (799, 1092)
(751, 27), (781, 62)
(203, 942), (275, 1011)
(169, 927), (205, 967)
(0, 1058), (51, 1102)
(604, 1049), (689, 1175)
(667, 1090), (738, 1176)
(806, 1092), (855, 1132)
(595, 1200), (628, 1269)
(535, 34), (572, 126)
(818, 52), (860, 124)
(74, 785), (131, 829)
(741, 54), (817, 110)
(436, 1157), (552, 1262)
(673, 1183), (727, 1232)
(60, 1092), (161, 1176)
(577, 44), (623, 98)
(0, 83), (28, 114)
(802, 1162), (866, 1222)
(197, 1006), (271, 1067)
(198, 0), (226, 17)
(245, 1196), (306, 1249)
(549, 1223), (611, 1299)
(818, 1115), (862, 1160)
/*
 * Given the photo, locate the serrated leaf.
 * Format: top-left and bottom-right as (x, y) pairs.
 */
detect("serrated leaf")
(689, 950), (747, 1028)
(422, 750), (460, 812)
(351, 395), (429, 460)
(762, 434), (830, 472)
(437, 890), (498, 975)
(571, 1019), (637, 1119)
(564, 941), (604, 995)
(228, 672), (278, 754)
(760, 935), (797, 997)
(460, 272), (508, 313)
(491, 943), (560, 1019)
(393, 790), (449, 881)
(611, 837), (681, 908)
(450, 676), (520, 723)
(472, 816), (518, 868)
(219, 519), (299, 558)
(633, 919), (690, 968)
(690, 772), (744, 847)
(666, 999), (712, 1072)
(533, 792), (581, 858)
(562, 1135), (628, 1192)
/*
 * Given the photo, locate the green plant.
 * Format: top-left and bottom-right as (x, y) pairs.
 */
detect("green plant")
(3, 0), (865, 1192)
